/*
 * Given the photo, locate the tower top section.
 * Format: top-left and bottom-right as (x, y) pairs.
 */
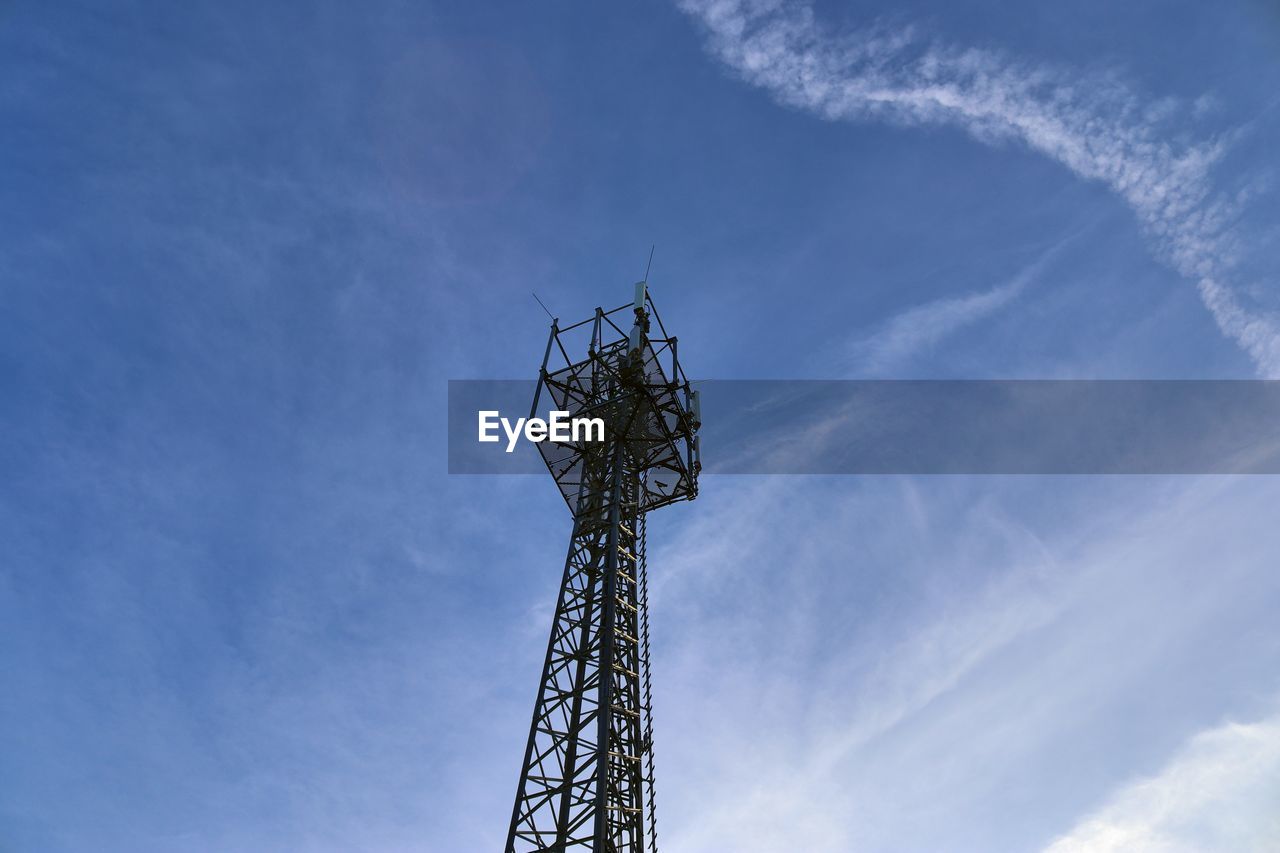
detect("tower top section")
(531, 282), (701, 514)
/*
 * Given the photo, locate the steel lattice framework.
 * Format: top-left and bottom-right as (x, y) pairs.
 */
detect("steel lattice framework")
(506, 283), (701, 853)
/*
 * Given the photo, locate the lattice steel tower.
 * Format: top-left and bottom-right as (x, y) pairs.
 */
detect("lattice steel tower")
(506, 282), (701, 852)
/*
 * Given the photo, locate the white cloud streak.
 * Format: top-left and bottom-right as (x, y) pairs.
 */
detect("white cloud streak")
(1044, 708), (1280, 852)
(679, 0), (1280, 375)
(850, 242), (1062, 373)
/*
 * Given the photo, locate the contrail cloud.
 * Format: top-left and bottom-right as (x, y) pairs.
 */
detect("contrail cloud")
(679, 0), (1280, 375)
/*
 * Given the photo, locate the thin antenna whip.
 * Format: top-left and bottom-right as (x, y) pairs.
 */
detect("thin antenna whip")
(643, 245), (655, 284)
(532, 291), (556, 322)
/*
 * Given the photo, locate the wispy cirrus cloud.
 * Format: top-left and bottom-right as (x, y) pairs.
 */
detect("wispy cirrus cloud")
(850, 237), (1068, 374)
(679, 0), (1280, 375)
(650, 473), (1280, 851)
(1044, 707), (1280, 852)
(852, 277), (1022, 374)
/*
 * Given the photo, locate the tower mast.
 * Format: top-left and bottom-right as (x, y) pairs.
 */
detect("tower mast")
(506, 282), (701, 852)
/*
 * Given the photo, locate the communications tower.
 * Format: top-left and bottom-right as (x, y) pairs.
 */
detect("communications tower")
(506, 282), (701, 852)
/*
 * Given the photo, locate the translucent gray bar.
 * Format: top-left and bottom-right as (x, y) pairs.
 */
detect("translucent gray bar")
(448, 380), (1280, 474)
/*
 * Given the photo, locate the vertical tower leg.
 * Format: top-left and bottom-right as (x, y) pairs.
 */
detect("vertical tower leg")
(596, 458), (645, 850)
(637, 510), (659, 853)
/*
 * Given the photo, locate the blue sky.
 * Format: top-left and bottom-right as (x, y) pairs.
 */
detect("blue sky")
(3, 1), (1280, 851)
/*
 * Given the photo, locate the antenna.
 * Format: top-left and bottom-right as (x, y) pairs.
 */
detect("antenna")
(643, 245), (655, 284)
(531, 291), (556, 323)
